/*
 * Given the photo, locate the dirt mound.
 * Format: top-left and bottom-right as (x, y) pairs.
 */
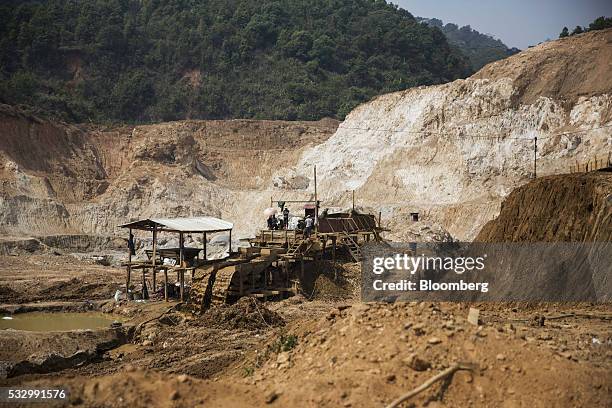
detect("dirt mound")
(297, 261), (360, 301)
(476, 171), (612, 242)
(310, 275), (353, 301)
(243, 302), (610, 407)
(23, 368), (266, 408)
(197, 298), (284, 330)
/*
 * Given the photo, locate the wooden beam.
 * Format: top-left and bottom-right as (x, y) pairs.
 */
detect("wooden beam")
(164, 269), (168, 302)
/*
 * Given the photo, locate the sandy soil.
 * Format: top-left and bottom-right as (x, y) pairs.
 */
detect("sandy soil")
(0, 255), (610, 407)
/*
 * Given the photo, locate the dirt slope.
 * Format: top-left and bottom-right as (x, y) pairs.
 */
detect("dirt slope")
(476, 171), (612, 242)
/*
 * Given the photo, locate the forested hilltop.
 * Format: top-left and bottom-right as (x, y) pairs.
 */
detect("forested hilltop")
(0, 0), (476, 123)
(418, 18), (520, 71)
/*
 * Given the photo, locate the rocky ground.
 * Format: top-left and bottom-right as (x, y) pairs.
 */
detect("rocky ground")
(0, 253), (610, 407)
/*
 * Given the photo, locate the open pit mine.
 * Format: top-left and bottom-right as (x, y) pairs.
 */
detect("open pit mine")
(0, 28), (610, 408)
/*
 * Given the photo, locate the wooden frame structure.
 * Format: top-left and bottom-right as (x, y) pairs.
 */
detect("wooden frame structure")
(119, 216), (233, 302)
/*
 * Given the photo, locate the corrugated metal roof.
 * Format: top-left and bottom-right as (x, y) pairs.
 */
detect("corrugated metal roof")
(120, 216), (233, 232)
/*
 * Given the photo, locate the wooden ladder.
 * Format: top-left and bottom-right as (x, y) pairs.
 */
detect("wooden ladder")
(284, 239), (306, 259)
(341, 233), (362, 262)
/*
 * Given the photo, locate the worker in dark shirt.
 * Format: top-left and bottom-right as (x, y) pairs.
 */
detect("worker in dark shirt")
(128, 233), (136, 255)
(267, 215), (276, 230)
(283, 207), (290, 230)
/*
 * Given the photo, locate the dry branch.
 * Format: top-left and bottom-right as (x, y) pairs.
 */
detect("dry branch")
(385, 362), (478, 408)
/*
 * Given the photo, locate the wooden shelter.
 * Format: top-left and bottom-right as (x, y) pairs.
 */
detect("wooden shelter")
(119, 216), (233, 301)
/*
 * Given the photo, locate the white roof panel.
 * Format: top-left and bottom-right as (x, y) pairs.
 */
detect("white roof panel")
(150, 216), (233, 232)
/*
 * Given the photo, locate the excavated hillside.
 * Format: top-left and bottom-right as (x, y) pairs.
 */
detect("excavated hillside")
(289, 29), (612, 240)
(0, 106), (337, 240)
(476, 171), (612, 242)
(1, 29), (611, 244)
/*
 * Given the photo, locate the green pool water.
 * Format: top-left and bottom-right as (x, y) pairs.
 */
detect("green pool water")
(0, 312), (120, 332)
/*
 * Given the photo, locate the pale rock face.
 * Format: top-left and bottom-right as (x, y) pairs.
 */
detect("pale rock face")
(287, 79), (610, 240)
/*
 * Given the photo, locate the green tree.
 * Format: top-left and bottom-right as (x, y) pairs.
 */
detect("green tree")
(559, 27), (569, 38)
(571, 26), (584, 35)
(0, 0), (476, 123)
(588, 16), (612, 31)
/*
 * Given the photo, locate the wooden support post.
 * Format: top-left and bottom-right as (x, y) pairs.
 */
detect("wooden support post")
(352, 190), (355, 210)
(300, 258), (304, 279)
(203, 232), (207, 261)
(180, 270), (185, 301)
(142, 269), (147, 299)
(314, 165), (318, 232)
(164, 269), (168, 302)
(152, 226), (157, 292)
(284, 261), (289, 289)
(322, 238), (327, 259)
(229, 229), (232, 255)
(126, 228), (132, 298)
(332, 236), (336, 264)
(179, 232), (185, 267)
